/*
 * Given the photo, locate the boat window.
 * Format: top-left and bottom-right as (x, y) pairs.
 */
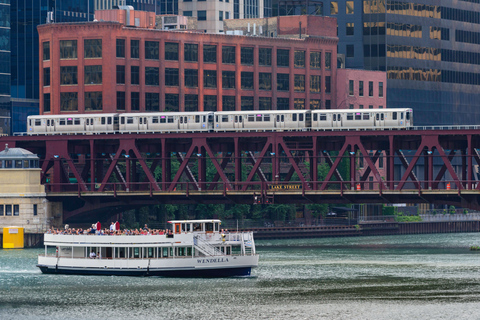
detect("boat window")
(193, 223), (202, 231)
(393, 112), (397, 120)
(187, 247), (193, 256)
(347, 113), (354, 120)
(162, 247), (169, 257)
(215, 222), (219, 231)
(147, 248), (154, 258)
(182, 223), (191, 232)
(133, 248), (140, 258)
(205, 223), (214, 232)
(363, 113), (370, 120)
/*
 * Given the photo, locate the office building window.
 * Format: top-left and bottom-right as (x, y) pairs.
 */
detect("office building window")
(277, 98), (289, 110)
(131, 40), (139, 58)
(117, 91), (126, 110)
(165, 68), (179, 86)
(204, 70), (217, 88)
(349, 80), (354, 95)
(145, 92), (160, 111)
(84, 39), (102, 58)
(204, 45), (217, 63)
(330, 1), (338, 14)
(131, 66), (139, 85)
(294, 75), (305, 92)
(325, 76), (331, 93)
(43, 68), (50, 86)
(222, 71), (235, 89)
(359, 105), (364, 109)
(241, 72), (254, 90)
(145, 41), (159, 60)
(145, 67), (159, 86)
(185, 94), (198, 111)
(359, 81), (364, 96)
(204, 95), (217, 111)
(183, 11), (192, 16)
(165, 42), (179, 60)
(85, 92), (103, 111)
(60, 40), (77, 59)
(33, 204), (37, 216)
(223, 96), (235, 111)
(277, 73), (289, 91)
(310, 75), (321, 93)
(13, 205), (19, 216)
(259, 73), (271, 90)
(379, 82), (384, 97)
(325, 52), (331, 69)
(294, 51), (305, 68)
(219, 11), (223, 21)
(185, 69), (198, 87)
(346, 1), (354, 14)
(369, 81), (373, 96)
(131, 92), (140, 111)
(310, 52), (321, 68)
(349, 104), (354, 109)
(241, 47), (254, 65)
(346, 45), (354, 57)
(222, 46), (235, 64)
(346, 23), (354, 36)
(4, 204), (10, 216)
(43, 93), (51, 112)
(116, 65), (125, 84)
(198, 10), (207, 21)
(60, 66), (78, 85)
(277, 49), (289, 67)
(184, 43), (198, 62)
(259, 97), (271, 110)
(241, 96), (254, 110)
(85, 66), (102, 85)
(60, 92), (78, 111)
(43, 42), (50, 60)
(369, 105), (373, 109)
(165, 94), (179, 112)
(259, 48), (272, 66)
(310, 99), (321, 109)
(294, 98), (305, 110)
(116, 39), (125, 58)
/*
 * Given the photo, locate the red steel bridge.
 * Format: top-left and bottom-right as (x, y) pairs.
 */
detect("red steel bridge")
(4, 128), (480, 222)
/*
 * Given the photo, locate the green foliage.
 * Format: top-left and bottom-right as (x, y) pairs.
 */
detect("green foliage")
(449, 205), (456, 214)
(307, 203), (328, 218)
(383, 206), (397, 216)
(394, 212), (422, 222)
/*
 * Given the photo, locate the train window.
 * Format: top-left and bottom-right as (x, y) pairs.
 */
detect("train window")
(276, 115), (280, 122)
(59, 119), (65, 125)
(160, 116), (166, 123)
(381, 114), (384, 120)
(127, 117), (134, 124)
(305, 113), (311, 121)
(313, 113), (318, 121)
(101, 117), (106, 125)
(256, 114), (262, 122)
(401, 112), (404, 120)
(406, 112), (410, 120)
(338, 114), (342, 121)
(320, 114), (327, 121)
(265, 114), (270, 122)
(392, 112), (397, 120)
(140, 118), (143, 124)
(363, 113), (370, 120)
(299, 114), (304, 122)
(179, 117), (182, 124)
(120, 117), (125, 124)
(222, 115), (229, 122)
(167, 116), (174, 123)
(347, 113), (354, 121)
(234, 116), (238, 123)
(67, 118), (73, 125)
(47, 120), (50, 126)
(74, 118), (80, 125)
(293, 114), (297, 121)
(152, 117), (159, 124)
(239, 116), (243, 122)
(355, 113), (362, 120)
(35, 119), (41, 126)
(248, 115), (255, 122)
(108, 117), (112, 125)
(376, 114), (379, 120)
(195, 115), (200, 123)
(86, 119), (89, 125)
(333, 114), (336, 121)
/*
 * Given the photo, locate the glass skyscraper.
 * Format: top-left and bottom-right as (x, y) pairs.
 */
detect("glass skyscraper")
(0, 0), (9, 135)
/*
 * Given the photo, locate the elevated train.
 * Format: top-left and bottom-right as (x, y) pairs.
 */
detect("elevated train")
(26, 108), (413, 135)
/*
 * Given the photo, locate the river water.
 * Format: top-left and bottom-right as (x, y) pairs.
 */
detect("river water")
(1, 233), (480, 320)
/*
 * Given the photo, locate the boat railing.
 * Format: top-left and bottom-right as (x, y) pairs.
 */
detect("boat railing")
(193, 235), (224, 256)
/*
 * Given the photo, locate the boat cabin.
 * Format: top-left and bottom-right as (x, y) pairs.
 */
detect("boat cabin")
(169, 219), (221, 234)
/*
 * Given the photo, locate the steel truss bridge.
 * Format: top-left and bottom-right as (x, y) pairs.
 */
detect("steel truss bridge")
(4, 128), (480, 222)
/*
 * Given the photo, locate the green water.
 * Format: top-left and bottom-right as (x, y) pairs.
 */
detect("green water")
(1, 233), (480, 319)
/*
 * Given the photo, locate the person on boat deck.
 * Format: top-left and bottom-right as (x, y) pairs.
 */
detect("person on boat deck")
(97, 252), (101, 259)
(143, 224), (148, 231)
(89, 250), (96, 259)
(110, 222), (115, 232)
(96, 221), (101, 234)
(115, 221), (120, 231)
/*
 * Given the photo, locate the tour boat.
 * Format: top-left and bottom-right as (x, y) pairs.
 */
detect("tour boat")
(37, 219), (259, 277)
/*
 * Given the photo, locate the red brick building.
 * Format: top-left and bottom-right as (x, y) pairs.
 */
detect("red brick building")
(37, 13), (339, 114)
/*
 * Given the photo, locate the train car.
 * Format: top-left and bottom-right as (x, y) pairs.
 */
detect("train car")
(27, 114), (119, 135)
(118, 112), (214, 133)
(214, 110), (311, 132)
(311, 108), (412, 130)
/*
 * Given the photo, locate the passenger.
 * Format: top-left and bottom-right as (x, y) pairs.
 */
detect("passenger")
(143, 224), (148, 231)
(96, 221), (101, 234)
(115, 221), (120, 231)
(89, 250), (96, 259)
(110, 222), (115, 232)
(97, 252), (101, 259)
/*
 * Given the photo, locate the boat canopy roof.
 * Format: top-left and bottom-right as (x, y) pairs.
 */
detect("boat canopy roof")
(168, 219), (221, 224)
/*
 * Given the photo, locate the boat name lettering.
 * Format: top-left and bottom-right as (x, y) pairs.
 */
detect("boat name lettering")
(197, 258), (229, 264)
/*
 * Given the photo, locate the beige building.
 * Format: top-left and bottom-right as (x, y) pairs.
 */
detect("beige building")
(0, 146), (59, 233)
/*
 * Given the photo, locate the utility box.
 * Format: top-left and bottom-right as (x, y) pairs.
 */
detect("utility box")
(3, 227), (24, 248)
